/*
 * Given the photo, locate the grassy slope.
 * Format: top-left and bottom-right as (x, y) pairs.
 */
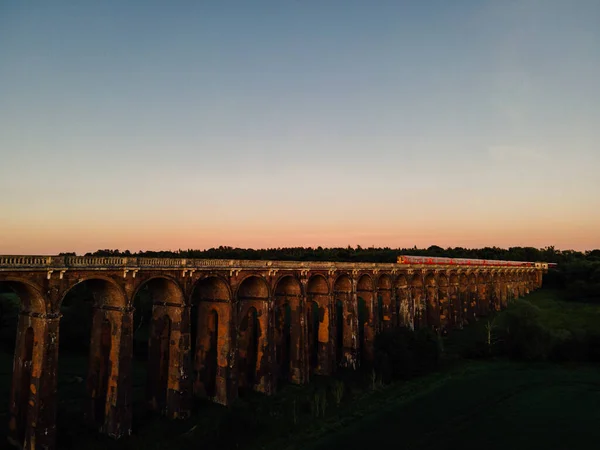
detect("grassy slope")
(520, 289), (600, 335)
(306, 360), (600, 450)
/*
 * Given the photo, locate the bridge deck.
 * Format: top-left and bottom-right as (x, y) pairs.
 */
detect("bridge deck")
(0, 255), (544, 270)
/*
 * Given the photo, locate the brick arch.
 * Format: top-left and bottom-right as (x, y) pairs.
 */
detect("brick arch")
(357, 273), (374, 291)
(0, 278), (51, 448)
(60, 276), (127, 309)
(476, 272), (490, 315)
(424, 272), (439, 329)
(489, 272), (501, 312)
(527, 270), (536, 293)
(333, 272), (352, 292)
(236, 274), (270, 301)
(57, 276), (132, 434)
(394, 274), (411, 328)
(274, 274), (303, 296)
(307, 273), (330, 294)
(273, 275), (302, 385)
(306, 273), (331, 375)
(237, 305), (262, 394)
(498, 271), (509, 307)
(410, 272), (425, 329)
(133, 276), (188, 418)
(133, 275), (185, 305)
(458, 272), (468, 289)
(236, 275), (270, 394)
(518, 271), (527, 297)
(448, 272), (461, 327)
(376, 273), (392, 331)
(0, 277), (47, 315)
(506, 270), (517, 300)
(333, 273), (353, 368)
(376, 273), (392, 289)
(191, 276), (232, 405)
(466, 272), (477, 322)
(395, 274), (409, 287)
(356, 273), (374, 364)
(437, 272), (450, 330)
(192, 275), (231, 302)
(137, 276), (186, 305)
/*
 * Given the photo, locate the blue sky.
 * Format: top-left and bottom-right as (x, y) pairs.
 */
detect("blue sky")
(1, 0), (599, 254)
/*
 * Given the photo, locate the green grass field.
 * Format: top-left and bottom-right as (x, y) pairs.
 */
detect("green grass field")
(304, 361), (600, 450)
(518, 289), (600, 334)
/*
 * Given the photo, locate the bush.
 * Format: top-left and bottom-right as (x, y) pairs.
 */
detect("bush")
(497, 303), (553, 360)
(549, 332), (585, 362)
(547, 331), (600, 363)
(564, 280), (600, 303)
(374, 327), (415, 382)
(413, 327), (441, 373)
(586, 333), (600, 362)
(374, 326), (440, 382)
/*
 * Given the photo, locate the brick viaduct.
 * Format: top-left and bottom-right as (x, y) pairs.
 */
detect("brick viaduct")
(0, 255), (547, 449)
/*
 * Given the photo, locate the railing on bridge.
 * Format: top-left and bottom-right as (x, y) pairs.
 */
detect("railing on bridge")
(0, 255), (544, 271)
(0, 256), (54, 266)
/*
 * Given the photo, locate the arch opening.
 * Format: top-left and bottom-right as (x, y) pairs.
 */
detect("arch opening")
(437, 274), (449, 331)
(275, 303), (292, 384)
(57, 278), (127, 436)
(134, 277), (186, 417)
(335, 300), (344, 364)
(191, 276), (231, 403)
(467, 274), (477, 322)
(395, 275), (410, 327)
(18, 327), (34, 443)
(307, 301), (320, 372)
(306, 275), (330, 374)
(449, 273), (461, 328)
(238, 306), (259, 395)
(274, 276), (300, 385)
(424, 273), (439, 330)
(356, 274), (373, 365)
(377, 274), (392, 331)
(236, 276), (269, 394)
(411, 274), (424, 329)
(0, 280), (48, 447)
(333, 275), (352, 368)
(94, 319), (112, 425)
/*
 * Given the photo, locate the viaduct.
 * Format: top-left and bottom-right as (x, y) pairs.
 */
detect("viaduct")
(0, 255), (548, 449)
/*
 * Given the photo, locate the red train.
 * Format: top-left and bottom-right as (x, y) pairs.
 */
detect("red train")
(397, 255), (556, 268)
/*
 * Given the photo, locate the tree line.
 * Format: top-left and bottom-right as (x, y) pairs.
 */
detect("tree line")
(69, 245), (599, 265)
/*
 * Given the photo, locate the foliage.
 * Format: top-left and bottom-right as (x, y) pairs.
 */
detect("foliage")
(445, 290), (600, 363)
(374, 326), (440, 383)
(80, 245), (598, 265)
(0, 292), (20, 351)
(81, 245), (597, 265)
(496, 302), (554, 360)
(331, 380), (344, 406)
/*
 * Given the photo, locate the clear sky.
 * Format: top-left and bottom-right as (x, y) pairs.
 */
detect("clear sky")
(1, 0), (599, 255)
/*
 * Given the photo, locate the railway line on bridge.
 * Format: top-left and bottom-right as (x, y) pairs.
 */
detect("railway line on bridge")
(0, 255), (548, 449)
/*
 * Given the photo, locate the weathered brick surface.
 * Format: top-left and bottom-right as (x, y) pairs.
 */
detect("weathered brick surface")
(0, 257), (546, 450)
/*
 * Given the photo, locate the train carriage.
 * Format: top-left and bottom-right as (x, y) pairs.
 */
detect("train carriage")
(396, 255), (539, 267)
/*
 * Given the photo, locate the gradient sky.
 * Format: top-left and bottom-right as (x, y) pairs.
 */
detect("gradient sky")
(1, 0), (599, 255)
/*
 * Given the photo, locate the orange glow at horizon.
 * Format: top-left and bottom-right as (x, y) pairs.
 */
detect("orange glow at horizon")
(1, 216), (598, 255)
